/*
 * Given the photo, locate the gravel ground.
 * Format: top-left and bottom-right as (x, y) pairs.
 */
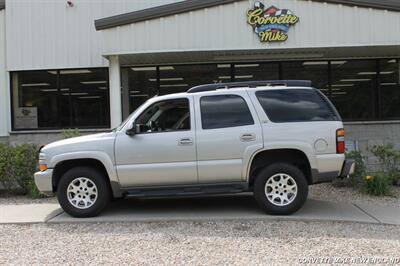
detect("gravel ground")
(309, 183), (400, 207)
(1, 184), (399, 265)
(0, 220), (399, 265)
(1, 183), (399, 207)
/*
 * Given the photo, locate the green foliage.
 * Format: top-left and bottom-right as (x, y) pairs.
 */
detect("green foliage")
(26, 179), (42, 198)
(334, 148), (395, 196)
(62, 128), (81, 139)
(10, 144), (38, 194)
(0, 144), (14, 192)
(0, 144), (41, 197)
(370, 144), (400, 185)
(363, 174), (392, 196)
(333, 151), (365, 188)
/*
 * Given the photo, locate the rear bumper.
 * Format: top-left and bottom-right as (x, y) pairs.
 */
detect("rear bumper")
(311, 158), (355, 184)
(340, 159), (355, 178)
(34, 169), (54, 196)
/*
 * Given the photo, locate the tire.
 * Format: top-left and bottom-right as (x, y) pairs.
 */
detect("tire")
(57, 166), (110, 218)
(253, 163), (308, 215)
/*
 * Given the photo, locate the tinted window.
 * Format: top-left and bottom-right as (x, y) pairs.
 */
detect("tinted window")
(256, 89), (339, 123)
(136, 98), (190, 133)
(200, 95), (254, 129)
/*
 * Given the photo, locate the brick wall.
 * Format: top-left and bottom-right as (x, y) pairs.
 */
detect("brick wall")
(345, 122), (400, 172)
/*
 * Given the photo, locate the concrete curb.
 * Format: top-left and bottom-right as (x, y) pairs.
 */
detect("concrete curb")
(0, 203), (62, 224)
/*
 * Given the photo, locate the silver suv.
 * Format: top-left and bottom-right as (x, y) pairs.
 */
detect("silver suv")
(35, 80), (355, 217)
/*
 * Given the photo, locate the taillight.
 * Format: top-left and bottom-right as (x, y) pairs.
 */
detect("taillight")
(336, 128), (345, 154)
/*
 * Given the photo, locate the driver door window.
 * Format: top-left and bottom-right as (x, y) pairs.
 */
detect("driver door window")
(136, 99), (190, 133)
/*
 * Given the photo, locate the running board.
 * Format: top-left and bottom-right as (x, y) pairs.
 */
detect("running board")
(123, 183), (248, 198)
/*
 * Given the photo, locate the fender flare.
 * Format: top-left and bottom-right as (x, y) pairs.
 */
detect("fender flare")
(244, 143), (317, 181)
(49, 151), (119, 185)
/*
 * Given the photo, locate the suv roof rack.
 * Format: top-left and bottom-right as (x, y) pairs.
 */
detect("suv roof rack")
(187, 80), (312, 93)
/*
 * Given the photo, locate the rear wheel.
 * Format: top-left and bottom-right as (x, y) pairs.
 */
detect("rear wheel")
(253, 163), (308, 215)
(57, 167), (110, 217)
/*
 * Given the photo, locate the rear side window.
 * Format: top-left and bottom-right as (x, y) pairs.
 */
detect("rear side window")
(200, 95), (254, 129)
(256, 89), (339, 123)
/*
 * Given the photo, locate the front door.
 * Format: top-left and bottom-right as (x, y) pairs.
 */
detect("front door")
(115, 97), (197, 187)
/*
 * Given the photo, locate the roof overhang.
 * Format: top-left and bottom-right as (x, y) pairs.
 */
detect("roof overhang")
(95, 0), (400, 31)
(113, 45), (400, 66)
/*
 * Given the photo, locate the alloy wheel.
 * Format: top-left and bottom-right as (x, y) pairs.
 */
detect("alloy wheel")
(67, 177), (98, 209)
(264, 173), (298, 207)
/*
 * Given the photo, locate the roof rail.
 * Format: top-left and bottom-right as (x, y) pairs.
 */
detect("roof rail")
(187, 80), (312, 93)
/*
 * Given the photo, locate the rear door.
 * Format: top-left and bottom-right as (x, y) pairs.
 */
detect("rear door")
(194, 91), (263, 183)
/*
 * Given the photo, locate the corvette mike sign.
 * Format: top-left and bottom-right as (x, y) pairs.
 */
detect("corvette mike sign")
(247, 1), (299, 42)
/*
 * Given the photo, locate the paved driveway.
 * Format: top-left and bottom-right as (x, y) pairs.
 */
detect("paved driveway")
(1, 194), (399, 225)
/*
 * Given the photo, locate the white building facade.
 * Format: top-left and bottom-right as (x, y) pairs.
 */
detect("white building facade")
(1, 0), (400, 166)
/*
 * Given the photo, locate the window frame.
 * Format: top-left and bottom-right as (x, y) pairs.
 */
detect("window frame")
(199, 94), (255, 130)
(133, 97), (191, 135)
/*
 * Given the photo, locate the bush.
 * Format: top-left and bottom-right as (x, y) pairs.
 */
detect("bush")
(363, 174), (392, 196)
(62, 128), (81, 139)
(11, 144), (38, 194)
(0, 144), (41, 197)
(0, 144), (14, 192)
(370, 144), (400, 185)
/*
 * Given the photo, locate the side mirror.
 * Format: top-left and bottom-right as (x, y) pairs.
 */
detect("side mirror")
(126, 122), (138, 136)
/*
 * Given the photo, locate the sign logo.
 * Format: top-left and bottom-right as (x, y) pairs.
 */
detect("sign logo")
(21, 109), (31, 116)
(247, 2), (299, 42)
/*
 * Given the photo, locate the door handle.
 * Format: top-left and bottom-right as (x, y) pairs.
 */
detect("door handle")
(240, 133), (256, 142)
(178, 138), (193, 146)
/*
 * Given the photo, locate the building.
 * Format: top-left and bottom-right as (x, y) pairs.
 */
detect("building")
(0, 0), (399, 167)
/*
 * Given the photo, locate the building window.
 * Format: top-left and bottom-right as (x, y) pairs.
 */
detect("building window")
(11, 71), (58, 129)
(121, 59), (399, 123)
(379, 59), (400, 119)
(330, 60), (376, 121)
(159, 64), (230, 95)
(123, 66), (158, 115)
(11, 68), (110, 130)
(234, 63), (279, 82)
(281, 61), (329, 97)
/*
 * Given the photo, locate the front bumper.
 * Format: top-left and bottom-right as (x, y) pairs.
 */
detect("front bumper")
(340, 159), (355, 178)
(34, 169), (54, 196)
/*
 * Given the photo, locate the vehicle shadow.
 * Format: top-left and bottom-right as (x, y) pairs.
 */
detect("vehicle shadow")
(110, 193), (261, 214)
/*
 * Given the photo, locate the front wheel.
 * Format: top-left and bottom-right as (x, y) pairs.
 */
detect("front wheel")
(57, 167), (110, 217)
(253, 163), (308, 215)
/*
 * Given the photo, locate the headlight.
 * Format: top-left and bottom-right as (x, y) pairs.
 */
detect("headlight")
(39, 153), (48, 171)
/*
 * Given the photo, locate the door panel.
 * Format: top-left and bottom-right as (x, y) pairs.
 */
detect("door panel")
(197, 159), (242, 183)
(117, 161), (197, 187)
(194, 92), (263, 183)
(115, 97), (197, 187)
